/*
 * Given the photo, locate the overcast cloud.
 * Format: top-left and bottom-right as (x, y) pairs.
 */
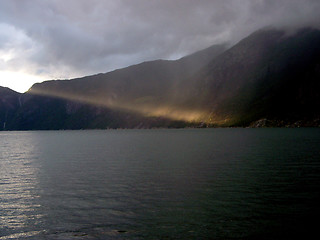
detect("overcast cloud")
(0, 0), (320, 92)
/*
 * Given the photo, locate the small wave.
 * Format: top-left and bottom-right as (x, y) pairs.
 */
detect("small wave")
(0, 231), (42, 239)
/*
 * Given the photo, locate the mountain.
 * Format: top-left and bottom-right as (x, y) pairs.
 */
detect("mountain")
(0, 87), (20, 130)
(184, 27), (320, 126)
(27, 43), (227, 122)
(6, 44), (227, 130)
(1, 27), (320, 130)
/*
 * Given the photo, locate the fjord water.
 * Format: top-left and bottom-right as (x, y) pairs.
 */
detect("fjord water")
(0, 129), (320, 239)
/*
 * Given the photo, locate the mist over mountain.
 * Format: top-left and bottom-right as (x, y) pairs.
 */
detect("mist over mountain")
(187, 27), (320, 125)
(1, 27), (320, 130)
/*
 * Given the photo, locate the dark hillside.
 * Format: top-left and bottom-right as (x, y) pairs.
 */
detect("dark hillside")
(0, 87), (20, 130)
(185, 28), (320, 125)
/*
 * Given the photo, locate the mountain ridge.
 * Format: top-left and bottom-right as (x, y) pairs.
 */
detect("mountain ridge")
(1, 27), (320, 130)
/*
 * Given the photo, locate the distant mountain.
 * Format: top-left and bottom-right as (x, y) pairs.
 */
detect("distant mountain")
(1, 27), (320, 130)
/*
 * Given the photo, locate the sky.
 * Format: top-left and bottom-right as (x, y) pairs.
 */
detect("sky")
(0, 0), (320, 93)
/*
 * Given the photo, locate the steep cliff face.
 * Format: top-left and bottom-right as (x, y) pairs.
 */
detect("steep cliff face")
(1, 27), (320, 130)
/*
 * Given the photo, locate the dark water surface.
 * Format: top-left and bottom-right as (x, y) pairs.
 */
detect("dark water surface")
(0, 129), (320, 239)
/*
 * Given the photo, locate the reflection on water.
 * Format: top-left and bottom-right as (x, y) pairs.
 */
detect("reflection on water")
(0, 132), (43, 237)
(0, 129), (320, 239)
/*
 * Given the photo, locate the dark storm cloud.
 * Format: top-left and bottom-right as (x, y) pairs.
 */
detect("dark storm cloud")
(0, 0), (320, 79)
